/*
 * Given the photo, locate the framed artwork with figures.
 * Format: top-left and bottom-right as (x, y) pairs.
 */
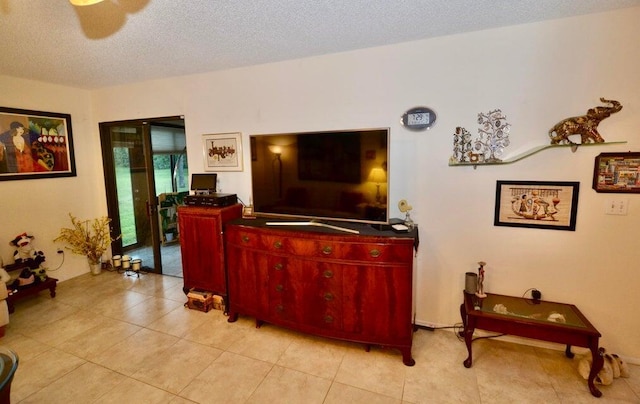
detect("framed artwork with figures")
(494, 180), (579, 231)
(0, 106), (76, 181)
(202, 132), (243, 172)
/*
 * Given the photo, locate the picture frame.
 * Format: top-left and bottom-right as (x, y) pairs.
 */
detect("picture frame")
(494, 180), (580, 231)
(202, 132), (243, 172)
(0, 107), (76, 181)
(592, 152), (640, 193)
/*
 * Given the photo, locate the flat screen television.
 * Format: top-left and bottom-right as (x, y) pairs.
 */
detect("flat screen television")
(250, 128), (389, 225)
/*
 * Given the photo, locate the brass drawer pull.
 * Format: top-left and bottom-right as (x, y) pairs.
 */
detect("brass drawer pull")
(241, 235), (250, 243)
(322, 245), (332, 255)
(369, 249), (381, 258)
(275, 284), (284, 292)
(274, 263), (283, 271)
(324, 292), (334, 301)
(323, 270), (333, 279)
(274, 241), (283, 249)
(324, 315), (334, 323)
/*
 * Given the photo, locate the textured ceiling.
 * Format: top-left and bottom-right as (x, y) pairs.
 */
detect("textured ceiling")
(1, 0), (639, 89)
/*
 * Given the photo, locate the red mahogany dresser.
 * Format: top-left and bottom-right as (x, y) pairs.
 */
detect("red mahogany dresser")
(225, 219), (418, 366)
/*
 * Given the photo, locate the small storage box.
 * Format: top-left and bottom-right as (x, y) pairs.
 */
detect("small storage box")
(186, 289), (224, 313)
(186, 289), (214, 312)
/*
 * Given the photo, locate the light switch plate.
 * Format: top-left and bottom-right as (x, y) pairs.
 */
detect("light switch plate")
(605, 199), (628, 215)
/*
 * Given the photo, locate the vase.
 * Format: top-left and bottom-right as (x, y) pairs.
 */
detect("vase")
(89, 261), (101, 275)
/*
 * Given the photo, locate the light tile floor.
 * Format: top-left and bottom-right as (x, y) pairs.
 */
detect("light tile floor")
(2, 270), (639, 403)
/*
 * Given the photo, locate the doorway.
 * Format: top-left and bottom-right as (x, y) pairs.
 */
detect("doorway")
(99, 117), (188, 276)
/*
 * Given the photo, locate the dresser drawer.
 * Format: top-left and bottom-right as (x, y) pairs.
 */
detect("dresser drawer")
(287, 239), (411, 263)
(270, 290), (343, 331)
(228, 226), (413, 264)
(226, 227), (260, 248)
(227, 228), (291, 253)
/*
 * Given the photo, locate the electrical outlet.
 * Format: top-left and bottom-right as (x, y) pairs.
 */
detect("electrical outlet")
(605, 199), (629, 215)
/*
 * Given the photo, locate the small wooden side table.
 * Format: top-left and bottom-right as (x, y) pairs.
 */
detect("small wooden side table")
(6, 277), (58, 313)
(460, 291), (604, 398)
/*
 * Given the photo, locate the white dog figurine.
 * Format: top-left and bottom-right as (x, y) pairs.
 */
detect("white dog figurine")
(578, 349), (630, 385)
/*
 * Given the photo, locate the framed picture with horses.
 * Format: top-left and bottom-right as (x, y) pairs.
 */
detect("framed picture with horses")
(0, 107), (76, 181)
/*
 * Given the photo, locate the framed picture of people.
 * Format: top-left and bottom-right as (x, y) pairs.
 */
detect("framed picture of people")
(0, 107), (76, 181)
(494, 180), (580, 231)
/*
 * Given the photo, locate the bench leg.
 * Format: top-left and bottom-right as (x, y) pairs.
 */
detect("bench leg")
(49, 283), (57, 298)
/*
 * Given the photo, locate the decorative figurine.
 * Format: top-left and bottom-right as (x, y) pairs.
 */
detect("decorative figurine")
(451, 127), (473, 163)
(9, 233), (46, 269)
(549, 98), (622, 145)
(450, 109), (511, 164)
(398, 199), (415, 229)
(476, 261), (487, 298)
(474, 109), (511, 163)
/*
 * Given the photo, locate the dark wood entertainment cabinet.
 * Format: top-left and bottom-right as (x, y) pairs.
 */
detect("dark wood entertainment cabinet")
(225, 218), (418, 366)
(177, 204), (243, 298)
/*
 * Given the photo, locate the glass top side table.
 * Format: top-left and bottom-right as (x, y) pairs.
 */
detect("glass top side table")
(460, 291), (603, 398)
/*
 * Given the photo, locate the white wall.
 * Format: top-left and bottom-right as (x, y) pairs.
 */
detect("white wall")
(0, 77), (105, 281)
(3, 7), (640, 360)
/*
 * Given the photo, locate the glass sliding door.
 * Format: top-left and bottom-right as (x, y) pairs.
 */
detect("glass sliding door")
(150, 122), (188, 277)
(100, 117), (187, 276)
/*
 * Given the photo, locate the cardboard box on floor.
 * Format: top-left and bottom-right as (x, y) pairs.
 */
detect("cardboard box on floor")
(186, 289), (224, 312)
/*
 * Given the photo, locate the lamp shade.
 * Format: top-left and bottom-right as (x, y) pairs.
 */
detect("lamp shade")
(69, 0), (104, 6)
(368, 167), (387, 183)
(268, 145), (283, 155)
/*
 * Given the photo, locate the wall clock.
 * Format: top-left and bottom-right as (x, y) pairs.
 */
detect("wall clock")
(401, 106), (437, 131)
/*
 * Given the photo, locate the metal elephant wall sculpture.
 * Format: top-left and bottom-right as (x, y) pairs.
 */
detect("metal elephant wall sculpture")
(549, 98), (622, 145)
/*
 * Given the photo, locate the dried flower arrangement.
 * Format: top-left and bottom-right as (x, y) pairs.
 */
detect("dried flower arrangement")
(54, 214), (120, 265)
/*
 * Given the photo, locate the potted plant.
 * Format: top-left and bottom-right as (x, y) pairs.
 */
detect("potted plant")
(54, 214), (120, 275)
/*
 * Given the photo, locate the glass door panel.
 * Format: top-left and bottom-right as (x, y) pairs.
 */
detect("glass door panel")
(150, 123), (187, 277)
(100, 117), (186, 276)
(101, 122), (160, 272)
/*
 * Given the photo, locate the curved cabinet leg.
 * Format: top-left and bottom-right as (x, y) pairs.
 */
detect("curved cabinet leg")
(222, 297), (229, 316)
(227, 312), (238, 323)
(587, 346), (604, 398)
(460, 302), (474, 368)
(401, 348), (415, 366)
(463, 327), (474, 368)
(459, 303), (466, 337)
